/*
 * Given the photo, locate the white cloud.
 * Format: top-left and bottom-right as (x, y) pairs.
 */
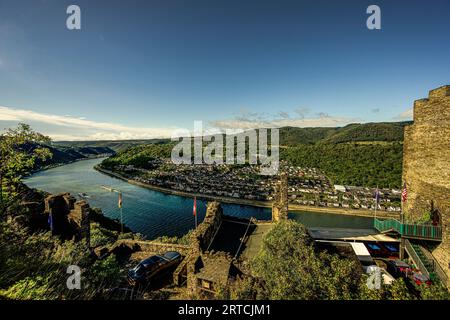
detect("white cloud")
(394, 108), (413, 120)
(0, 105), (178, 141)
(209, 111), (359, 130)
(0, 105), (362, 141)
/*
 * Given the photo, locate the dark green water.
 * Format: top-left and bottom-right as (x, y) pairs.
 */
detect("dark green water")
(24, 158), (372, 239)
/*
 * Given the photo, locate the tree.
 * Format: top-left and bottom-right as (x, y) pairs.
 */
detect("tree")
(358, 275), (414, 300)
(0, 123), (52, 208)
(418, 282), (450, 300)
(250, 220), (362, 299)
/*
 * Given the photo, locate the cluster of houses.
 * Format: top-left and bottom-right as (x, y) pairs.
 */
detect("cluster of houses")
(110, 160), (402, 212)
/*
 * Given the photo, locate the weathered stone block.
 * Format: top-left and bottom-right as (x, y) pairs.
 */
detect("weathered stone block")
(402, 85), (450, 287)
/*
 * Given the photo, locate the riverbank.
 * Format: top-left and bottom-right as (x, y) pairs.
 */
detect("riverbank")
(94, 165), (399, 219)
(30, 154), (112, 175)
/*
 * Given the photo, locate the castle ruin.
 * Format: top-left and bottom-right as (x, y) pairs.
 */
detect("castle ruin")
(45, 193), (91, 246)
(402, 85), (450, 286)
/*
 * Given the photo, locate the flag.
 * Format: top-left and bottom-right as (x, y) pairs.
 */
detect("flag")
(118, 192), (123, 208)
(193, 197), (197, 216)
(402, 182), (407, 202)
(48, 213), (54, 232)
(374, 187), (381, 206)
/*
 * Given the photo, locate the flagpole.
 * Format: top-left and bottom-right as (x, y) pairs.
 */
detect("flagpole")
(193, 196), (198, 229)
(120, 205), (124, 234)
(119, 192), (124, 234)
(100, 185), (124, 233)
(374, 186), (378, 220)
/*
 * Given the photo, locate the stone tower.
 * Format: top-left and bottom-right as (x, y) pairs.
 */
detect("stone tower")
(44, 193), (91, 247)
(272, 173), (288, 222)
(402, 85), (450, 286)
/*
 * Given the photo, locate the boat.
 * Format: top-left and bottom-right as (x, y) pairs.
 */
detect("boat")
(78, 192), (91, 199)
(101, 185), (114, 192)
(100, 185), (120, 193)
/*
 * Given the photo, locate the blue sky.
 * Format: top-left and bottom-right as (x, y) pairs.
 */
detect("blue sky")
(0, 0), (449, 140)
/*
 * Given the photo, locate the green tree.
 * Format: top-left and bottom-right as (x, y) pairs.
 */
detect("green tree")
(418, 283), (450, 300)
(0, 123), (52, 208)
(250, 220), (362, 299)
(358, 276), (413, 300)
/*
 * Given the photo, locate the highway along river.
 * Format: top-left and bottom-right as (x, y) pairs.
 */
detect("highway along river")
(24, 158), (372, 240)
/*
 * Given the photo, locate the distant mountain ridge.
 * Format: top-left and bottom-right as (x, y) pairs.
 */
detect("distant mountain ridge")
(52, 139), (169, 152)
(53, 121), (410, 150)
(27, 143), (116, 171)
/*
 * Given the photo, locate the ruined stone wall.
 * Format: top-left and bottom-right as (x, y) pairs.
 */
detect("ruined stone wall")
(402, 85), (450, 287)
(44, 193), (90, 246)
(68, 200), (91, 247)
(174, 201), (223, 289)
(190, 201), (223, 252)
(113, 239), (190, 256)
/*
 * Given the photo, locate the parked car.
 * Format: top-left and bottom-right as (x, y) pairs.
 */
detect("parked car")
(366, 243), (383, 257)
(127, 251), (182, 285)
(386, 259), (411, 278)
(381, 243), (399, 258)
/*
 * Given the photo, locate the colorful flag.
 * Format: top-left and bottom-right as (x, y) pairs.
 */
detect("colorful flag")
(48, 213), (54, 232)
(193, 197), (197, 216)
(374, 187), (381, 205)
(402, 182), (407, 202)
(118, 192), (123, 208)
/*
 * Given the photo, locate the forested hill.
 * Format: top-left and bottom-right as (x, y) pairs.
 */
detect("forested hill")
(26, 142), (115, 171)
(52, 139), (169, 153)
(279, 121), (410, 145)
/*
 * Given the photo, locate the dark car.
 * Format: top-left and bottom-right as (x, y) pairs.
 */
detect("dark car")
(366, 243), (383, 257)
(386, 259), (411, 278)
(127, 251), (182, 285)
(380, 244), (399, 258)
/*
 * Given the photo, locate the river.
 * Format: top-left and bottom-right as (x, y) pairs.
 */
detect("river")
(24, 158), (373, 239)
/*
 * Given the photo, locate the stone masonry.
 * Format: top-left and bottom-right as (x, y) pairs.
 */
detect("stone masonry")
(402, 85), (450, 287)
(44, 193), (90, 246)
(173, 201), (233, 294)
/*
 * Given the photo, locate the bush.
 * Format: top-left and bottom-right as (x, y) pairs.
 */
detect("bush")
(90, 223), (118, 247)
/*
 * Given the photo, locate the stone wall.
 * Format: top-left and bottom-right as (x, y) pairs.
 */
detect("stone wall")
(114, 239), (190, 256)
(173, 201), (225, 291)
(191, 201), (223, 251)
(44, 193), (90, 246)
(68, 200), (91, 247)
(402, 85), (450, 287)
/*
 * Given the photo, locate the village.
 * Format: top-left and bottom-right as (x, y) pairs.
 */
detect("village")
(106, 159), (402, 213)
